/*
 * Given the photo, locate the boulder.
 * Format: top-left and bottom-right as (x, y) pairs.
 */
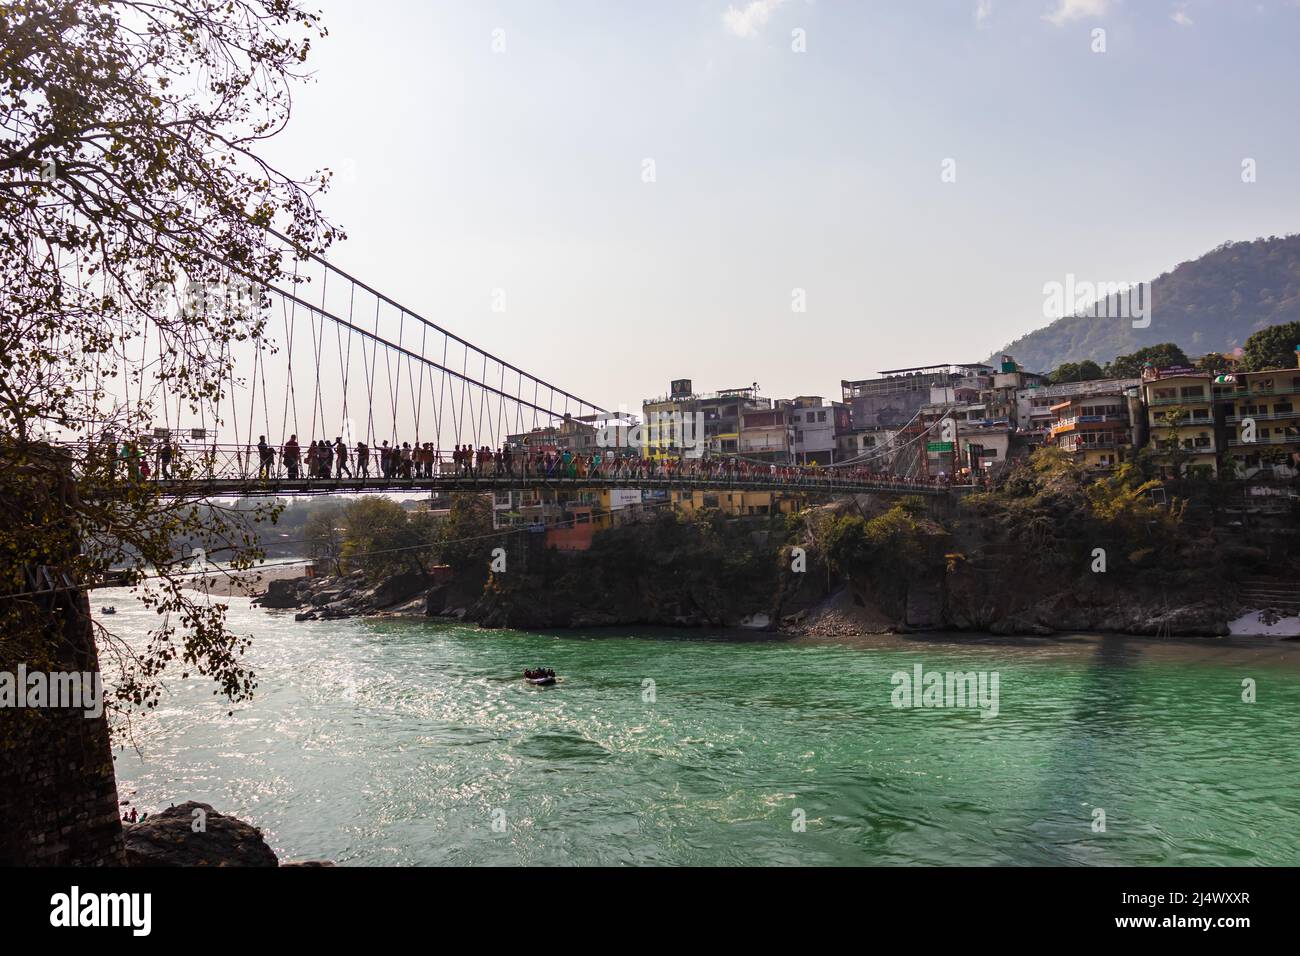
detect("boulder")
(254, 577), (306, 609)
(310, 589), (341, 607)
(426, 583), (447, 617)
(124, 802), (278, 867)
(368, 570), (431, 609)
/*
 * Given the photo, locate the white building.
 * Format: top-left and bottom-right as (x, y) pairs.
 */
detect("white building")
(789, 396), (848, 465)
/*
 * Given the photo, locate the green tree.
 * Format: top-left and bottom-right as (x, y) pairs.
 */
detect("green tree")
(1107, 343), (1190, 378)
(304, 506), (344, 575)
(435, 494), (495, 578)
(1049, 359), (1105, 383)
(0, 1), (338, 718)
(1156, 405), (1191, 479)
(1241, 321), (1300, 372)
(1195, 351), (1233, 373)
(340, 499), (430, 581)
(822, 514), (871, 576)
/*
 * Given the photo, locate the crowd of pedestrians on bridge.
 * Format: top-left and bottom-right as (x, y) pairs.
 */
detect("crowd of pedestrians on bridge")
(96, 435), (186, 482)
(94, 432), (971, 490)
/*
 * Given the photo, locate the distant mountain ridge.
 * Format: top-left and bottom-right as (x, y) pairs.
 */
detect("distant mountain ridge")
(987, 235), (1300, 373)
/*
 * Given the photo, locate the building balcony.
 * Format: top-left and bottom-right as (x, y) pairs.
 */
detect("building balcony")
(1050, 414), (1127, 433)
(1225, 411), (1298, 423)
(1216, 387), (1297, 401)
(1226, 435), (1300, 447)
(1147, 395), (1211, 406)
(1060, 441), (1122, 452)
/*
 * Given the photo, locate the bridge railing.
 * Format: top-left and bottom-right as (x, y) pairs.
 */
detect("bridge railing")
(59, 440), (969, 495)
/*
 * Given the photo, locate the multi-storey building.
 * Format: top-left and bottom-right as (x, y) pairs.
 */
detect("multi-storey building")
(697, 387), (769, 455)
(491, 485), (645, 533)
(842, 363), (994, 431)
(987, 356), (1048, 424)
(1142, 366), (1218, 477)
(641, 378), (697, 460)
(1016, 377), (1140, 448)
(670, 488), (801, 517)
(642, 380), (770, 459)
(789, 395), (850, 465)
(836, 426), (898, 470)
(1216, 359), (1300, 478)
(1046, 388), (1133, 470)
(506, 413), (627, 456)
(739, 404), (793, 462)
(917, 399), (1012, 477)
(491, 487), (562, 530)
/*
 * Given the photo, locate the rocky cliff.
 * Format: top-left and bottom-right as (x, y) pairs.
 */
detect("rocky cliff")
(255, 473), (1294, 639)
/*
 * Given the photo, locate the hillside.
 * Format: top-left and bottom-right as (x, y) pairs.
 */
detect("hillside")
(987, 235), (1300, 372)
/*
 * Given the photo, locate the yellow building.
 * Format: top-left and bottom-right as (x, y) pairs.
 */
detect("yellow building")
(1046, 392), (1132, 470)
(670, 489), (800, 517)
(569, 487), (646, 528)
(1142, 370), (1218, 477)
(1218, 365), (1300, 478)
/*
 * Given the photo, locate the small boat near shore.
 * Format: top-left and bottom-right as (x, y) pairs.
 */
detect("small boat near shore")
(526, 675), (556, 686)
(102, 606), (117, 615)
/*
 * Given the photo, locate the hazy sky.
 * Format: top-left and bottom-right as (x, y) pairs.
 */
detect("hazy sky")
(262, 0), (1300, 410)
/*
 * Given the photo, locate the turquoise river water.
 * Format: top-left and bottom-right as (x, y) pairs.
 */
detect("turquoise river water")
(101, 589), (1300, 866)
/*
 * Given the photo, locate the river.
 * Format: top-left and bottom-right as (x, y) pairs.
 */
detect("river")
(99, 589), (1300, 866)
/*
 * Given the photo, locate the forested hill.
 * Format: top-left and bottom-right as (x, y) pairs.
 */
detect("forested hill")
(987, 235), (1300, 373)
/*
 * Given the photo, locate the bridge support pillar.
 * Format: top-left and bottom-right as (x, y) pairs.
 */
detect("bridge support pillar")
(0, 455), (126, 866)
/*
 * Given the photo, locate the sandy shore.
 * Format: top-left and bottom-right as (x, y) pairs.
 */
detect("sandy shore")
(181, 561), (309, 597)
(1228, 608), (1300, 638)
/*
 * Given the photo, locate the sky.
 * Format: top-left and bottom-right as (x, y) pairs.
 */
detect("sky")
(259, 0), (1300, 412)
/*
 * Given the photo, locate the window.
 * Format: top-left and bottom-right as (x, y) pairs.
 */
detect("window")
(817, 411), (827, 422)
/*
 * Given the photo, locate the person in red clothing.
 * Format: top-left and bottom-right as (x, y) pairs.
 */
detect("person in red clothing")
(283, 435), (300, 479)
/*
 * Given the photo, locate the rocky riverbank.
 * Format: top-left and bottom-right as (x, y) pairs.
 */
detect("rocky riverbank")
(250, 483), (1297, 638)
(253, 567), (435, 620)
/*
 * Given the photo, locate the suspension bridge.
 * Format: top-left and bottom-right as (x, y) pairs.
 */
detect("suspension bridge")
(59, 229), (965, 500)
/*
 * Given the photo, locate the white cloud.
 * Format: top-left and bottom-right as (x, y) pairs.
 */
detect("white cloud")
(723, 0), (790, 39)
(1043, 0), (1111, 26)
(976, 0), (994, 24)
(1171, 6), (1194, 26)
